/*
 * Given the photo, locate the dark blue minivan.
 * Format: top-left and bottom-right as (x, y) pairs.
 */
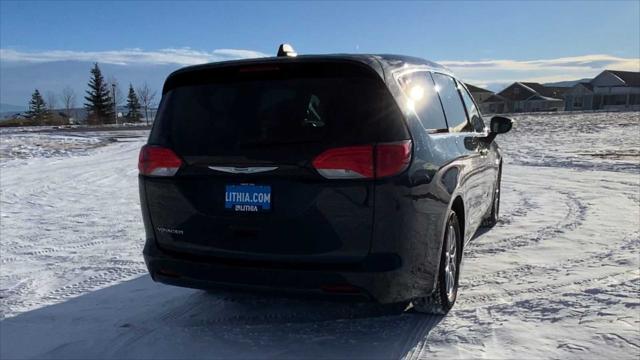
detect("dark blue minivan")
(139, 46), (511, 314)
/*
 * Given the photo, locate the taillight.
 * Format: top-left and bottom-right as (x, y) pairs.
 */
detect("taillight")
(138, 145), (183, 177)
(312, 140), (412, 179)
(376, 140), (412, 178)
(312, 145), (374, 179)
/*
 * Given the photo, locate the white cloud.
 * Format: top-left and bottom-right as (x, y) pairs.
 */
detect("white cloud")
(1, 48), (638, 88)
(439, 54), (640, 71)
(0, 47), (269, 66)
(438, 54), (640, 88)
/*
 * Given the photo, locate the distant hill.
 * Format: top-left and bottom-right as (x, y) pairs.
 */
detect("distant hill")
(484, 83), (511, 93)
(544, 78), (592, 87)
(0, 103), (27, 113)
(0, 60), (179, 107)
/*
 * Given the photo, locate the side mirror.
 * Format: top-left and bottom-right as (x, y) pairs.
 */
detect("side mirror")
(483, 116), (513, 143)
(490, 116), (513, 134)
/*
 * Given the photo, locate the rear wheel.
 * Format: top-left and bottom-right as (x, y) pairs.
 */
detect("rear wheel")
(412, 211), (461, 314)
(481, 167), (501, 228)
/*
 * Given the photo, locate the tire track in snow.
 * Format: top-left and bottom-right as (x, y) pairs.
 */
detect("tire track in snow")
(41, 267), (148, 302)
(14, 239), (108, 257)
(0, 278), (35, 305)
(468, 190), (587, 257)
(1, 133), (148, 317)
(2, 267), (148, 315)
(463, 233), (640, 290)
(461, 269), (636, 306)
(421, 274), (639, 359)
(0, 256), (18, 265)
(494, 188), (537, 226)
(401, 314), (442, 360)
(0, 238), (113, 265)
(416, 162), (639, 359)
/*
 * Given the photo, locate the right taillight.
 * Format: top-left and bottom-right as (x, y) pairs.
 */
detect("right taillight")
(375, 140), (412, 178)
(138, 145), (183, 177)
(312, 140), (412, 179)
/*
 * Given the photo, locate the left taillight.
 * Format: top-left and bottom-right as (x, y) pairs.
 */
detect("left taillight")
(138, 145), (183, 177)
(312, 145), (374, 179)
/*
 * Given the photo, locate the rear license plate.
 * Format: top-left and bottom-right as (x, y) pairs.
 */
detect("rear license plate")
(225, 184), (271, 212)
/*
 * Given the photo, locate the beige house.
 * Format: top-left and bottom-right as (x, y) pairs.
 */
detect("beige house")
(487, 82), (566, 113)
(564, 70), (640, 111)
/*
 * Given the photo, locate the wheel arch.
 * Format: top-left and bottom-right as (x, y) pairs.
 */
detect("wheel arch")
(424, 195), (466, 305)
(451, 196), (466, 250)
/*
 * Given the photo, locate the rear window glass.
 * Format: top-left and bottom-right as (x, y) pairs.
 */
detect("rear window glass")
(150, 67), (406, 158)
(432, 73), (471, 132)
(398, 71), (448, 131)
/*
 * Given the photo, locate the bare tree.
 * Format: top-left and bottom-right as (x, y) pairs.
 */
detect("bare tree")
(46, 91), (57, 111)
(137, 82), (157, 125)
(60, 86), (76, 120)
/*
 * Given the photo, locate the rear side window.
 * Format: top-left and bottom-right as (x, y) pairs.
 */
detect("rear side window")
(458, 83), (485, 132)
(432, 73), (471, 132)
(398, 71), (447, 131)
(150, 64), (407, 160)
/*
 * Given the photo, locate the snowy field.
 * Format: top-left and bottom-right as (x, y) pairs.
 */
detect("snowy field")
(0, 112), (639, 359)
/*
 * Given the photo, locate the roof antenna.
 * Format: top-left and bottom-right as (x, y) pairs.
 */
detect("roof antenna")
(277, 43), (297, 57)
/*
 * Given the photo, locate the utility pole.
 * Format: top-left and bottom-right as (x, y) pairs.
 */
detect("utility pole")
(112, 83), (117, 125)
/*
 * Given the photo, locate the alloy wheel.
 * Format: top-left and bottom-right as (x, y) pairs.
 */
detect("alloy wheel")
(444, 223), (458, 302)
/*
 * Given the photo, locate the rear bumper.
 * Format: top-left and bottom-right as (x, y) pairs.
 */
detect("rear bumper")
(143, 240), (427, 304)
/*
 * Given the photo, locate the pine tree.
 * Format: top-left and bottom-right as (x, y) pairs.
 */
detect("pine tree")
(25, 89), (48, 125)
(125, 84), (142, 122)
(84, 63), (113, 124)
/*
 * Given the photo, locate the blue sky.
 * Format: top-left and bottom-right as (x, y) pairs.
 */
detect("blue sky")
(2, 1), (639, 59)
(1, 1), (639, 105)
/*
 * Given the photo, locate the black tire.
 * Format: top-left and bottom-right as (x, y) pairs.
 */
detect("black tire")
(412, 210), (462, 314)
(481, 167), (501, 228)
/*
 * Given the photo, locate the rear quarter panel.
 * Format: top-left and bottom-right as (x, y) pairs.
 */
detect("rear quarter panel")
(371, 72), (489, 297)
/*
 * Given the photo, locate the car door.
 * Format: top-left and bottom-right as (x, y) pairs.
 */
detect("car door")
(431, 73), (487, 237)
(457, 81), (496, 220)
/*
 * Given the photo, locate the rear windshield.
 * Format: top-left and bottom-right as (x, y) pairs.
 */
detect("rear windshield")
(149, 63), (406, 159)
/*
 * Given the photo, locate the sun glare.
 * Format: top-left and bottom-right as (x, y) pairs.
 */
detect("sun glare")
(406, 99), (415, 111)
(409, 85), (424, 101)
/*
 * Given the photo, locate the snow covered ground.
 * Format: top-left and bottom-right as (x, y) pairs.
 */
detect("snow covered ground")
(1, 112), (639, 359)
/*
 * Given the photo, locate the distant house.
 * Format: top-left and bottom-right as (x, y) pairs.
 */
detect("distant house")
(563, 83), (594, 111)
(564, 70), (640, 111)
(493, 82), (566, 113)
(9, 112), (28, 120)
(481, 94), (508, 114)
(464, 83), (494, 105)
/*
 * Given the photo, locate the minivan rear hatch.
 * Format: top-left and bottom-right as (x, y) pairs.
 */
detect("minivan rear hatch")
(142, 60), (408, 262)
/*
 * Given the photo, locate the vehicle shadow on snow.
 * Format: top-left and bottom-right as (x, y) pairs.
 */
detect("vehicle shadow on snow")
(1, 275), (443, 359)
